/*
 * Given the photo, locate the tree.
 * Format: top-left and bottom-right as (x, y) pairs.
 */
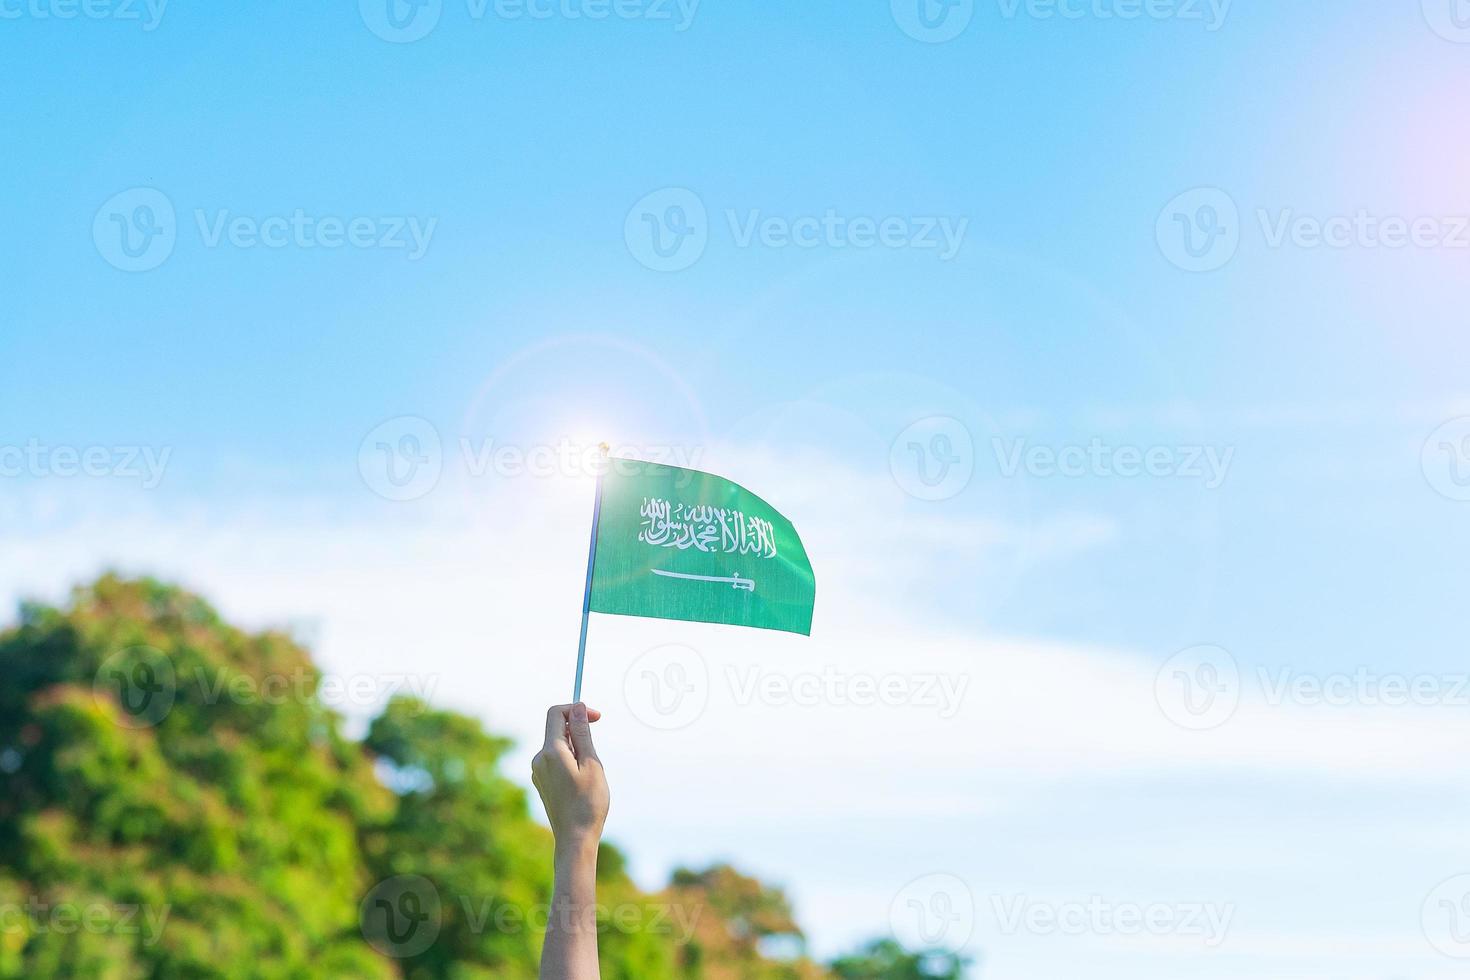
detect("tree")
(360, 696), (678, 979)
(0, 574), (394, 978)
(661, 864), (827, 980)
(0, 576), (972, 979)
(829, 940), (968, 980)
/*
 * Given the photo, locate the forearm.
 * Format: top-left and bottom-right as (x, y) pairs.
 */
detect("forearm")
(533, 703), (608, 980)
(541, 838), (601, 980)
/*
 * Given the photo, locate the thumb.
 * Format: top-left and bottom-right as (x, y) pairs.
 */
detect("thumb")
(569, 702), (599, 764)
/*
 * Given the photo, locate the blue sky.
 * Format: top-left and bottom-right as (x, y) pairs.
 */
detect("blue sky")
(4, 1), (1470, 976)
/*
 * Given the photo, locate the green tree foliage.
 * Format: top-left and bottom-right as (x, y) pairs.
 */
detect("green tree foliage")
(829, 940), (968, 980)
(359, 697), (677, 980)
(661, 865), (827, 980)
(0, 576), (969, 978)
(0, 574), (396, 978)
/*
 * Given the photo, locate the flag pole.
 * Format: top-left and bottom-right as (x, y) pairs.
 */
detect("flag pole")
(572, 443), (609, 702)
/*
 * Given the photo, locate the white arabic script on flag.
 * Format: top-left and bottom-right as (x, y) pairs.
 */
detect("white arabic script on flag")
(637, 497), (779, 558)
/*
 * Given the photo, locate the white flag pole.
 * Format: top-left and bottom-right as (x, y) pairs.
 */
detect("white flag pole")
(572, 443), (609, 702)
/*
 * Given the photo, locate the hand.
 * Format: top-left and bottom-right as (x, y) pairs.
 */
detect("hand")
(534, 703), (608, 979)
(532, 703), (609, 851)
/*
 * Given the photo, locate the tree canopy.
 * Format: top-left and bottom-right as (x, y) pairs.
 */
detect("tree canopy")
(0, 575), (967, 979)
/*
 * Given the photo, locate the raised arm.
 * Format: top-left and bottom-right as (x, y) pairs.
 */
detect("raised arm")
(531, 702), (609, 980)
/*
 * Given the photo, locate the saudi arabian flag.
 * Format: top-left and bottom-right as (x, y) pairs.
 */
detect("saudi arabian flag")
(586, 460), (816, 636)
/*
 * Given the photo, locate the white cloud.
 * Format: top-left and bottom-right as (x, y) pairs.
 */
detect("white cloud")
(3, 469), (1454, 783)
(1, 454), (1463, 973)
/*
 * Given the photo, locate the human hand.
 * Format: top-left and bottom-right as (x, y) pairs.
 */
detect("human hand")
(531, 703), (609, 852)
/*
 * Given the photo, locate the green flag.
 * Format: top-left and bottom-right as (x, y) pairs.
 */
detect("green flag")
(586, 460), (816, 636)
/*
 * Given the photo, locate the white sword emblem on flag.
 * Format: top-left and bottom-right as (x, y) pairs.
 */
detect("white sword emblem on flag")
(652, 569), (756, 592)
